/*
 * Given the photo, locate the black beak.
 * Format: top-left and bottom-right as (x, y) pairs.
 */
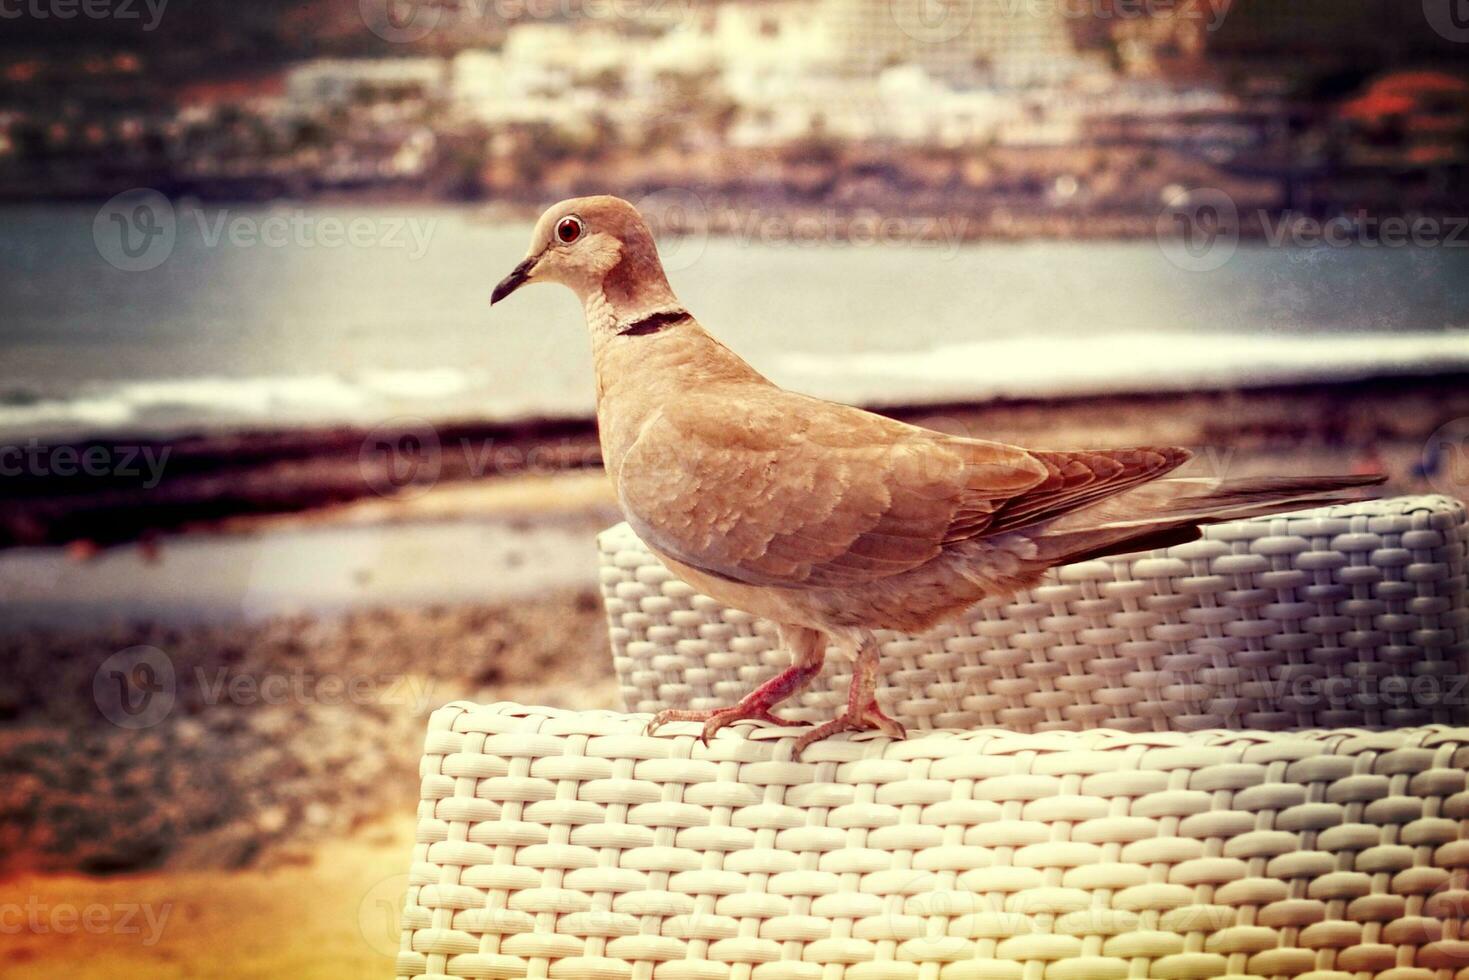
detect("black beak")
(491, 256), (536, 305)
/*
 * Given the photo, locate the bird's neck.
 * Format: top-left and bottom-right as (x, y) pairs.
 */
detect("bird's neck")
(581, 287), (687, 342)
(586, 300), (770, 488)
(581, 244), (681, 336)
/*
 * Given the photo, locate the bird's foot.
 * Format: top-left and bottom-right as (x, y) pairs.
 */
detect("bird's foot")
(792, 699), (906, 758)
(646, 702), (803, 744)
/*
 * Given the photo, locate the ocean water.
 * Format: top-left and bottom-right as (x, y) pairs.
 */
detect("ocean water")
(3, 202), (1468, 440)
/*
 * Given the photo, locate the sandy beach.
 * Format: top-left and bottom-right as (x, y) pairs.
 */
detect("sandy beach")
(2, 377), (1468, 976)
(2, 816), (418, 980)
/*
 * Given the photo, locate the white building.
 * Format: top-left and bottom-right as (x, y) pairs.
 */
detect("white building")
(823, 0), (1099, 88)
(453, 25), (664, 130)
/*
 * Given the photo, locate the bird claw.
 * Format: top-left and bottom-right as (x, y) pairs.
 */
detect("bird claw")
(645, 704), (802, 743)
(792, 700), (907, 758)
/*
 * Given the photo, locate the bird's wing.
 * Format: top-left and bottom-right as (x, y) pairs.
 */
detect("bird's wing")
(978, 446), (1194, 536)
(617, 389), (1188, 590)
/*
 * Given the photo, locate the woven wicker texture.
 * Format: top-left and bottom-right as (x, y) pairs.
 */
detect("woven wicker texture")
(398, 702), (1469, 980)
(600, 496), (1469, 733)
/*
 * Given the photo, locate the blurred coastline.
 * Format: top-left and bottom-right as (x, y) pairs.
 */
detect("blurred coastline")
(1, 374), (1466, 552)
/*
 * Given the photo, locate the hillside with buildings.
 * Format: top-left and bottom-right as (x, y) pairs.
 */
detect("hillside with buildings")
(0, 0), (1464, 229)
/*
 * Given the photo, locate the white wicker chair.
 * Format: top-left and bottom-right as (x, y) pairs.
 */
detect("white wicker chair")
(397, 496), (1469, 980)
(399, 703), (1469, 980)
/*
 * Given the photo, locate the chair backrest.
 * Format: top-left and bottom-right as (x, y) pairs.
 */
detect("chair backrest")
(599, 495), (1469, 733)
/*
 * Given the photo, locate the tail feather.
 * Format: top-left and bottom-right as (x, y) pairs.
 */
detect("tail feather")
(1031, 472), (1387, 565)
(1054, 524), (1204, 565)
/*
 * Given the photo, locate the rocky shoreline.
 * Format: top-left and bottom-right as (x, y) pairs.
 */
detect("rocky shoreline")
(0, 592), (614, 876)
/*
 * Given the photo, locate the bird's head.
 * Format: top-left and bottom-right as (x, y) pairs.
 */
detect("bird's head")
(491, 196), (679, 321)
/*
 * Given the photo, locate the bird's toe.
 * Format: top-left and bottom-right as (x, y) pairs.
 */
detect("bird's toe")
(646, 707), (711, 736)
(791, 700), (906, 757)
(862, 700), (907, 740)
(646, 704), (796, 743)
(698, 705), (796, 744)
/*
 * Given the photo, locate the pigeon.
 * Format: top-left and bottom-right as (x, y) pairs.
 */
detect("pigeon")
(492, 195), (1386, 754)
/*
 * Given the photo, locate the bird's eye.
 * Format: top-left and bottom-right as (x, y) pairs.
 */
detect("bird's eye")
(556, 216), (583, 244)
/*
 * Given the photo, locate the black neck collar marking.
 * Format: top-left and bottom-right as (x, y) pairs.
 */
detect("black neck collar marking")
(618, 309), (690, 337)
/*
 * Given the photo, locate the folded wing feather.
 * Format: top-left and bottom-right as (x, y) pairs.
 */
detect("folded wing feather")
(617, 389), (1193, 589)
